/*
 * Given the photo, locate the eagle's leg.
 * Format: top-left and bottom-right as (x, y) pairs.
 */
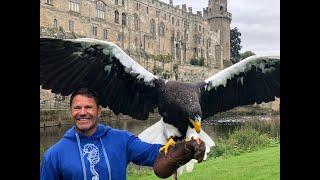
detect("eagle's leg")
(160, 137), (176, 155)
(173, 171), (178, 180)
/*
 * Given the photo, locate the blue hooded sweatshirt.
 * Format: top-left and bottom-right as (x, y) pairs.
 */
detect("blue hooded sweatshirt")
(40, 124), (162, 180)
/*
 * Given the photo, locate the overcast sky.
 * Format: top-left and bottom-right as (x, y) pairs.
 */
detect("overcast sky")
(159, 0), (280, 55)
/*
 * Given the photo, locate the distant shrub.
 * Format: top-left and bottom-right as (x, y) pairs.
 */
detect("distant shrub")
(190, 57), (205, 66)
(208, 121), (279, 159)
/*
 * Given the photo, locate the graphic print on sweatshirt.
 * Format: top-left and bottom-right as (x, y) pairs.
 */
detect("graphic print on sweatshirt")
(83, 143), (100, 180)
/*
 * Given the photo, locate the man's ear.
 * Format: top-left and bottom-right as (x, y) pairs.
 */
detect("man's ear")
(98, 105), (101, 116)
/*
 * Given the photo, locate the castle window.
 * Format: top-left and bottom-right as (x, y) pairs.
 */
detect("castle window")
(114, 11), (119, 23)
(92, 26), (97, 37)
(164, 13), (167, 20)
(122, 0), (125, 6)
(103, 29), (108, 39)
(122, 13), (126, 25)
(117, 33), (123, 42)
(193, 35), (197, 44)
(68, 20), (74, 32)
(199, 25), (201, 31)
(134, 15), (139, 30)
(172, 17), (174, 24)
(115, 0), (118, 5)
(45, 0), (52, 5)
(150, 19), (156, 36)
(96, 1), (105, 20)
(220, 6), (223, 11)
(136, 2), (140, 11)
(156, 10), (160, 17)
(53, 19), (58, 28)
(159, 22), (165, 36)
(184, 20), (187, 28)
(147, 6), (149, 14)
(69, 0), (80, 13)
(177, 19), (179, 26)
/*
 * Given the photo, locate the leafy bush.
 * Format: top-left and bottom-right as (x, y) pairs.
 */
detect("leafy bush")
(190, 57), (205, 66)
(208, 121), (279, 159)
(243, 119), (280, 139)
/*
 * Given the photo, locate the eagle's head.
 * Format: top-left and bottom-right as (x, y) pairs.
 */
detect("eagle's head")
(189, 114), (202, 133)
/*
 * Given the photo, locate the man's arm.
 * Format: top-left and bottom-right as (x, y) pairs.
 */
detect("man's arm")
(153, 138), (206, 178)
(126, 132), (162, 166)
(126, 132), (206, 178)
(40, 152), (60, 180)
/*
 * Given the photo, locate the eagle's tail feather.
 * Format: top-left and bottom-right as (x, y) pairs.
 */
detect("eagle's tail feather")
(138, 118), (167, 145)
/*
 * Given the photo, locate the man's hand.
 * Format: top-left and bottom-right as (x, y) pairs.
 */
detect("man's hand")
(153, 138), (206, 178)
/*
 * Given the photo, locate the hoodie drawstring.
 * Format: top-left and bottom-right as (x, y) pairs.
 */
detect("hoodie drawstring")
(75, 131), (87, 180)
(100, 138), (112, 180)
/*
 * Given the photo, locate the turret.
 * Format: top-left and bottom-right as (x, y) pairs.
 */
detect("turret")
(206, 0), (232, 66)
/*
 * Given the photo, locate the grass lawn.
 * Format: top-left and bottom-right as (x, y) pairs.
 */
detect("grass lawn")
(127, 145), (279, 180)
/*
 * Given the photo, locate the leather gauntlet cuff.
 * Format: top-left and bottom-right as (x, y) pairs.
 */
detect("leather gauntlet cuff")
(153, 139), (205, 178)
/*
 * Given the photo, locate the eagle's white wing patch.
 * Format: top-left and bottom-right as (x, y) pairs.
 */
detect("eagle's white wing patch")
(204, 55), (280, 91)
(69, 38), (158, 87)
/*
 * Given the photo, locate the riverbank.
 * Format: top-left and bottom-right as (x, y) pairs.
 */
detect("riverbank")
(40, 105), (279, 127)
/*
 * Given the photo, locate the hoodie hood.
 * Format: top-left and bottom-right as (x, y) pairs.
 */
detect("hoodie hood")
(64, 123), (112, 140)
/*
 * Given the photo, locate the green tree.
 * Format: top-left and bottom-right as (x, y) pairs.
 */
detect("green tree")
(230, 27), (242, 64)
(240, 51), (256, 60)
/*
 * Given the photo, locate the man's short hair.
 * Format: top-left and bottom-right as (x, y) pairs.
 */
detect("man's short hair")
(70, 88), (100, 107)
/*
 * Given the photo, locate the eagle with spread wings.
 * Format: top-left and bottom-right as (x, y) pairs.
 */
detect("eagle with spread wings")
(40, 37), (280, 174)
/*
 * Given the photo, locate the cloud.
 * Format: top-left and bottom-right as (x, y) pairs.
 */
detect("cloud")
(159, 0), (280, 55)
(229, 0), (280, 54)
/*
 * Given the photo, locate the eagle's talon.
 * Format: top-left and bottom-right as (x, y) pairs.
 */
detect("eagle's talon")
(160, 138), (176, 155)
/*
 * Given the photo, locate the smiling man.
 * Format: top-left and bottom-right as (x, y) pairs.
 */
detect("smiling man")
(70, 89), (101, 136)
(40, 88), (206, 180)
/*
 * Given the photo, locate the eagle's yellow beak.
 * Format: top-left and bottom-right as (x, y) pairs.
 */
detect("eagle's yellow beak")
(190, 119), (201, 133)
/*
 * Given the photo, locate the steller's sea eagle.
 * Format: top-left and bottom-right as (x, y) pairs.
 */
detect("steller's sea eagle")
(40, 37), (280, 175)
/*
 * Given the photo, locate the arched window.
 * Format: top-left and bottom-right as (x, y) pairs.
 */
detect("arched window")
(159, 21), (165, 36)
(122, 13), (126, 25)
(53, 19), (58, 28)
(69, 0), (80, 13)
(115, 11), (119, 23)
(96, 1), (105, 20)
(134, 14), (139, 30)
(177, 31), (180, 40)
(207, 38), (211, 47)
(46, 0), (52, 5)
(150, 19), (156, 36)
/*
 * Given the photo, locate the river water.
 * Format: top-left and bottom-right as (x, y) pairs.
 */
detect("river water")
(40, 114), (279, 160)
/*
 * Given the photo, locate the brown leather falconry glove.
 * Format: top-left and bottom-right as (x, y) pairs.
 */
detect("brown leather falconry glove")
(153, 138), (206, 179)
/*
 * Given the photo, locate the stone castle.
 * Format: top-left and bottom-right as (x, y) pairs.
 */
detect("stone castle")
(40, 0), (280, 113)
(40, 0), (232, 81)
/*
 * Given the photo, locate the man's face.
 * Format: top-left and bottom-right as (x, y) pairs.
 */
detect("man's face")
(70, 95), (100, 136)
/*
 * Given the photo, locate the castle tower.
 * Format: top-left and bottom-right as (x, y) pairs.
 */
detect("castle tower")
(206, 0), (232, 67)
